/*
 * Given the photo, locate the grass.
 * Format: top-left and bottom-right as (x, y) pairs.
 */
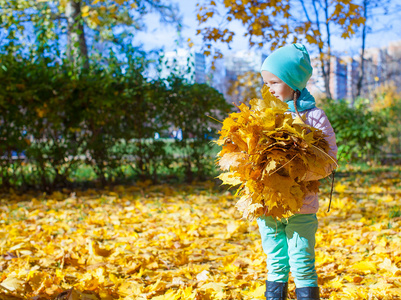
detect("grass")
(389, 206), (401, 219)
(0, 151), (221, 191)
(2, 143), (401, 194)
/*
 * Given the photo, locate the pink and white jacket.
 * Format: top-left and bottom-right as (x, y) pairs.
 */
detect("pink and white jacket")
(289, 107), (338, 214)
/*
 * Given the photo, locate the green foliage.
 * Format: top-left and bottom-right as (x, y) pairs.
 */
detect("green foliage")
(389, 206), (401, 219)
(0, 0), (181, 60)
(321, 98), (387, 162)
(372, 85), (401, 156)
(164, 77), (230, 181)
(0, 52), (231, 190)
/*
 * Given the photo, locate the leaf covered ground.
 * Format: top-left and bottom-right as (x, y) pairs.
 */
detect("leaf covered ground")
(1, 166), (401, 300)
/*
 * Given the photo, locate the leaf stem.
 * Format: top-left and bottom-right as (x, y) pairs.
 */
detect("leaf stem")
(327, 169), (336, 212)
(206, 115), (223, 123)
(268, 154), (299, 176)
(311, 144), (338, 168)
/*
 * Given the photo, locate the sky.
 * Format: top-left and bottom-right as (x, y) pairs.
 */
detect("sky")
(135, 1), (247, 53)
(135, 0), (401, 58)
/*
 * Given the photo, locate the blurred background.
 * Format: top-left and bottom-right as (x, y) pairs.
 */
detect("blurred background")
(1, 0), (400, 191)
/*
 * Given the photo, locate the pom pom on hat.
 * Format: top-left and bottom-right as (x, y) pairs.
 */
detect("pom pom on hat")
(260, 43), (313, 91)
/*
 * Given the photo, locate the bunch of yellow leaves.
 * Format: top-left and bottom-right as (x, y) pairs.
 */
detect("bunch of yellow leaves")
(216, 86), (334, 220)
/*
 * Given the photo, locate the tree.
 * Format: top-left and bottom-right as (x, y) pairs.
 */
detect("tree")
(354, 0), (399, 99)
(299, 0), (336, 99)
(0, 0), (181, 66)
(226, 71), (263, 105)
(196, 0), (365, 99)
(66, 0), (89, 68)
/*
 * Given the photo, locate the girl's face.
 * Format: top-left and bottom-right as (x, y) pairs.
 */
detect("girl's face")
(261, 71), (294, 102)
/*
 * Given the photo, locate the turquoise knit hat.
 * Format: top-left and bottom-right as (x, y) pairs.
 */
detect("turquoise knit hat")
(260, 43), (313, 91)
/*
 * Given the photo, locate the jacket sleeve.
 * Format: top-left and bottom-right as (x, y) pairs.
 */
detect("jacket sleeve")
(303, 109), (338, 181)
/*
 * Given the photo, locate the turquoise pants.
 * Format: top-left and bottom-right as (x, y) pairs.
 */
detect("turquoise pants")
(257, 214), (318, 287)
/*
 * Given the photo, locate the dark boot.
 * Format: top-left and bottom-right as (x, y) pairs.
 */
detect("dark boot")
(265, 281), (288, 300)
(295, 287), (320, 300)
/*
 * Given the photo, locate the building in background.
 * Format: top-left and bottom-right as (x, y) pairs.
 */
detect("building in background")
(193, 52), (206, 84)
(386, 40), (401, 86)
(308, 40), (401, 101)
(344, 57), (359, 101)
(223, 50), (267, 104)
(329, 57), (348, 100)
(161, 40), (401, 103)
(207, 58), (227, 96)
(348, 41), (401, 100)
(362, 41), (401, 94)
(307, 58), (326, 99)
(224, 50), (266, 80)
(160, 49), (206, 84)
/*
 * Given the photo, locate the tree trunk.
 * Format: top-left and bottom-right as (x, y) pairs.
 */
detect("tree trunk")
(356, 0), (368, 100)
(310, 0), (333, 100)
(65, 0), (89, 68)
(323, 0), (333, 99)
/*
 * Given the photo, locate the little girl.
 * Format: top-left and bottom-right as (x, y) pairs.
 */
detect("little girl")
(258, 44), (337, 300)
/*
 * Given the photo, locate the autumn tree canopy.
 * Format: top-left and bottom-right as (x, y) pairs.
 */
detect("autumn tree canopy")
(196, 0), (365, 99)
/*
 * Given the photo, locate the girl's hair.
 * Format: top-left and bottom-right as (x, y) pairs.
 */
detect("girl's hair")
(293, 90), (301, 100)
(293, 90), (304, 124)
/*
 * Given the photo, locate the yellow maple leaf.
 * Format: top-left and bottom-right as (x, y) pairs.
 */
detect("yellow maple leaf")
(81, 5), (90, 17)
(152, 289), (180, 300)
(218, 172), (242, 186)
(245, 283), (265, 298)
(218, 152), (249, 171)
(334, 182), (347, 193)
(261, 85), (288, 110)
(352, 261), (377, 273)
(0, 275), (24, 292)
(200, 282), (227, 291)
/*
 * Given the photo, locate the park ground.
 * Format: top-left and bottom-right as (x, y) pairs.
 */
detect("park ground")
(1, 165), (401, 299)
